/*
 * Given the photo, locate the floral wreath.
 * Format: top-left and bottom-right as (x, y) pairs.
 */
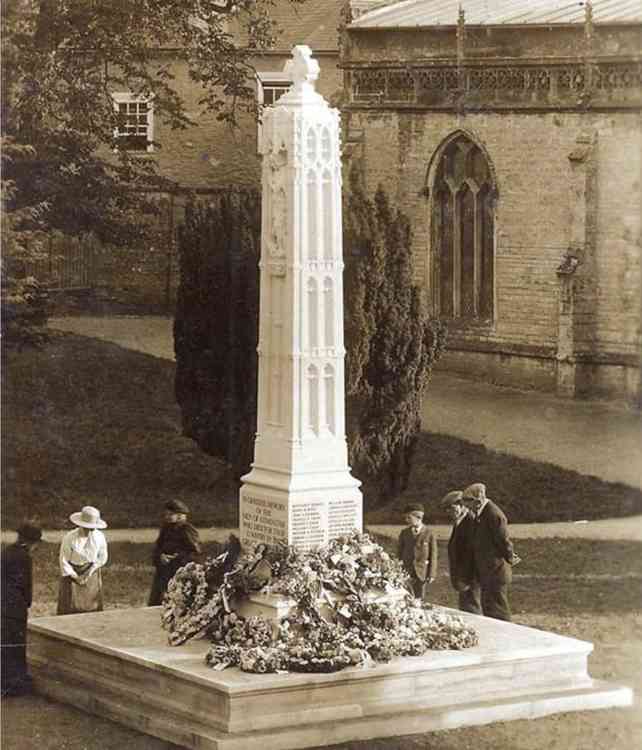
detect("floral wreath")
(161, 531), (478, 674)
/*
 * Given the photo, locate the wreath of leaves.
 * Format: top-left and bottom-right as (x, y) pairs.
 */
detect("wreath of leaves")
(161, 532), (478, 672)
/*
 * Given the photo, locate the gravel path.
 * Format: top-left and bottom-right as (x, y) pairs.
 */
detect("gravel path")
(425, 370), (642, 489)
(3, 516), (641, 545)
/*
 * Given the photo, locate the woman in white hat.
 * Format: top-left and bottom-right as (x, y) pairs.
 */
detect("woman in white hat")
(57, 506), (108, 615)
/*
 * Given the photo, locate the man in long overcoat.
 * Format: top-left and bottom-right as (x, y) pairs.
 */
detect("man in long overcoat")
(1, 522), (42, 696)
(397, 503), (438, 601)
(462, 483), (519, 621)
(148, 500), (202, 606)
(441, 490), (481, 614)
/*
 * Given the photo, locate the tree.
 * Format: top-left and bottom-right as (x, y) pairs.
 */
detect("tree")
(3, 0), (301, 240)
(343, 170), (447, 503)
(1, 139), (50, 345)
(174, 175), (446, 506)
(1, 0), (300, 340)
(174, 190), (261, 478)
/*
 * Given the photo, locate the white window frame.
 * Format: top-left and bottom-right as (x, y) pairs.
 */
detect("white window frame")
(112, 92), (154, 153)
(256, 72), (292, 150)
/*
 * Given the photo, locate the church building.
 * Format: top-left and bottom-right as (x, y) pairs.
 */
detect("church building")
(342, 0), (642, 403)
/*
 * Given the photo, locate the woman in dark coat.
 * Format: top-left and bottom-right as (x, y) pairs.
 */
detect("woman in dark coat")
(1, 522), (42, 696)
(148, 500), (202, 606)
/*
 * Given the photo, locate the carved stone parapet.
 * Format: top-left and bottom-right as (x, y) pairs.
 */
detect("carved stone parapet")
(347, 59), (642, 110)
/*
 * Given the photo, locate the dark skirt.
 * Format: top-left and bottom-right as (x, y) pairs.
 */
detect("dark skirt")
(1, 615), (28, 695)
(148, 569), (172, 606)
(57, 566), (103, 615)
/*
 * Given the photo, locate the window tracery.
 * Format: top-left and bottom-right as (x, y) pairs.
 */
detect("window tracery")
(431, 134), (495, 322)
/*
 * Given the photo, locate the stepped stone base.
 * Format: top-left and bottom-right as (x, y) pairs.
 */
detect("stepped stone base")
(29, 607), (632, 750)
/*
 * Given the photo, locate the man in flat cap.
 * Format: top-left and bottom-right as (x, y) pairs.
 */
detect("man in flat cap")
(397, 503), (438, 601)
(441, 491), (481, 615)
(461, 483), (519, 621)
(148, 500), (202, 605)
(1, 522), (42, 696)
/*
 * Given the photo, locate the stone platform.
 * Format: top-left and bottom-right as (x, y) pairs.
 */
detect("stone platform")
(29, 607), (632, 750)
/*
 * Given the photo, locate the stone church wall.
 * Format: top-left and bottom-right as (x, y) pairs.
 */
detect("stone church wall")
(344, 107), (641, 401)
(342, 16), (641, 402)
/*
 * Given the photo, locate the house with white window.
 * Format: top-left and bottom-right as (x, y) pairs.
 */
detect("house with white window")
(91, 1), (344, 306)
(110, 1), (343, 190)
(341, 0), (642, 403)
(113, 93), (154, 153)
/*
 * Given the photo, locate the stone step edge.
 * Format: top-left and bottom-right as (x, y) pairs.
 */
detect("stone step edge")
(33, 670), (633, 750)
(31, 652), (596, 734)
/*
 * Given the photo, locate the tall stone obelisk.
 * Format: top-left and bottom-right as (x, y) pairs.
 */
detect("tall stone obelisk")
(239, 46), (362, 550)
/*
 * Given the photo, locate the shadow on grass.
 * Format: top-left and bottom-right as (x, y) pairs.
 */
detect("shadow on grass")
(2, 333), (238, 530)
(4, 333), (641, 530)
(390, 431), (642, 524)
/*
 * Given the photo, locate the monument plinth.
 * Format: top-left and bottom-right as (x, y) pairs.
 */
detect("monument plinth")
(239, 46), (362, 550)
(29, 607), (633, 750)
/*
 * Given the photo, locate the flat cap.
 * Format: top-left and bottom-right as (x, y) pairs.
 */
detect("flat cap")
(440, 490), (464, 507)
(462, 483), (486, 500)
(165, 499), (190, 514)
(403, 503), (425, 515)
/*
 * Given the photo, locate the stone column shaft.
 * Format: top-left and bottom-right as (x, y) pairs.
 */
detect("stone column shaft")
(239, 46), (362, 550)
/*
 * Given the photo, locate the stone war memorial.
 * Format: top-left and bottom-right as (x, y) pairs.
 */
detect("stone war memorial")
(239, 42), (362, 552)
(27, 47), (632, 750)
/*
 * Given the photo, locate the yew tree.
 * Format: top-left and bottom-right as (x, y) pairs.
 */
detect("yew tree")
(174, 190), (261, 479)
(175, 172), (446, 506)
(343, 171), (447, 502)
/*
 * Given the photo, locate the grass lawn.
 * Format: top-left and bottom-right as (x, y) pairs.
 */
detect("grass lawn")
(24, 537), (642, 618)
(2, 536), (640, 750)
(2, 332), (236, 529)
(3, 333), (642, 530)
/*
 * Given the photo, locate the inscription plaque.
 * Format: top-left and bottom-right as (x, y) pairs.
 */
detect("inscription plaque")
(328, 498), (361, 539)
(289, 501), (326, 549)
(241, 495), (288, 546)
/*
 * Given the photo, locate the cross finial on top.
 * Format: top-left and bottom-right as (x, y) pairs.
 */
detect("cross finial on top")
(285, 45), (320, 91)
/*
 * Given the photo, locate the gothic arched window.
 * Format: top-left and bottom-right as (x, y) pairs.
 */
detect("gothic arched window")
(432, 134), (495, 321)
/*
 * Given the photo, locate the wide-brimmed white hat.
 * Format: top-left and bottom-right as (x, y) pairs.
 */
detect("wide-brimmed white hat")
(70, 506), (107, 529)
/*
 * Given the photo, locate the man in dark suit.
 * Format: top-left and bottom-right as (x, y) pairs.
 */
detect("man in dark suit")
(397, 503), (438, 602)
(148, 500), (202, 606)
(441, 490), (481, 614)
(462, 483), (519, 621)
(1, 522), (42, 696)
